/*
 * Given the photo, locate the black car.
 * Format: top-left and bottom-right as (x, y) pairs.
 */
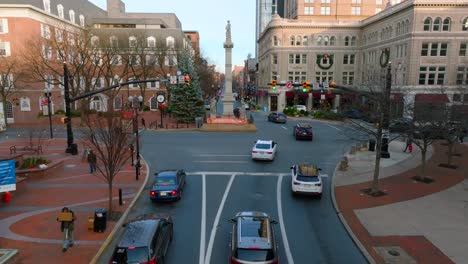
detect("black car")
(342, 109), (362, 119)
(293, 123), (313, 140)
(110, 215), (173, 264)
(229, 211), (278, 264)
(268, 112), (287, 123)
(150, 170), (186, 202)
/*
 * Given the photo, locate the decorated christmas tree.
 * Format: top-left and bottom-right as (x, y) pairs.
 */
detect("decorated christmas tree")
(169, 51), (205, 123)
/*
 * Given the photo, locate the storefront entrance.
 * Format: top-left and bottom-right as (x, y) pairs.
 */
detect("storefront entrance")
(270, 96), (278, 111)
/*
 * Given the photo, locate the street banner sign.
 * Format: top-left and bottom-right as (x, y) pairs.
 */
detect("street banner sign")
(0, 160), (16, 193)
(312, 82), (319, 90)
(178, 76), (185, 84)
(286, 81), (292, 89)
(323, 82), (329, 89)
(170, 76), (177, 84)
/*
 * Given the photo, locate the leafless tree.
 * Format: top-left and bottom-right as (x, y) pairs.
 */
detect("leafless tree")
(81, 113), (133, 216)
(0, 55), (27, 126)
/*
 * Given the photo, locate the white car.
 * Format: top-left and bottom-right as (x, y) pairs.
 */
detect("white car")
(251, 140), (277, 161)
(290, 163), (323, 198)
(293, 105), (307, 112)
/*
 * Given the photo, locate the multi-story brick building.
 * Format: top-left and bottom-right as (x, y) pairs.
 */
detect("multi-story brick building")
(0, 0), (195, 125)
(256, 0), (468, 116)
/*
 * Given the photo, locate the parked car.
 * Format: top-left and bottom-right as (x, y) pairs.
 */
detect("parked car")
(268, 112), (287, 123)
(342, 108), (363, 119)
(361, 112), (380, 123)
(293, 105), (307, 112)
(293, 123), (313, 141)
(229, 211), (279, 264)
(251, 140), (277, 161)
(389, 117), (414, 133)
(290, 163), (323, 198)
(150, 170), (186, 202)
(110, 215), (173, 264)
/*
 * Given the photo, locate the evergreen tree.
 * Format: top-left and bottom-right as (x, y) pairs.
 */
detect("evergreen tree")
(170, 51), (205, 123)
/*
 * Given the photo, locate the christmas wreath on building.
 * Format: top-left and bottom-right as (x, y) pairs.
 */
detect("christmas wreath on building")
(316, 54), (334, 70)
(379, 48), (390, 68)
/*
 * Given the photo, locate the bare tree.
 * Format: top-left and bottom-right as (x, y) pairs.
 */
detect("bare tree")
(0, 55), (27, 126)
(81, 113), (133, 216)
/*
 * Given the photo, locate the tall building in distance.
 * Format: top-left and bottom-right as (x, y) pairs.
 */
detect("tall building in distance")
(256, 0), (284, 58)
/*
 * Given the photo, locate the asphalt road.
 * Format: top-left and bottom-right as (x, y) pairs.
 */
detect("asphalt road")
(99, 111), (367, 264)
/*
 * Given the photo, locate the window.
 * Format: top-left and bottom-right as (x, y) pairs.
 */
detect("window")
(41, 24), (51, 39)
(148, 80), (158, 89)
(69, 10), (75, 24)
(418, 66), (445, 85)
(315, 71), (333, 83)
(272, 54), (278, 64)
(287, 71), (307, 83)
(273, 36), (279, 46)
(305, 7), (314, 15)
(317, 36), (323, 46)
(321, 0), (331, 3)
(0, 42), (10, 56)
(44, 75), (54, 89)
(110, 55), (121, 66)
(42, 45), (52, 60)
(376, 0), (383, 4)
(0, 74), (13, 88)
(352, 0), (361, 4)
(423, 17), (432, 31)
(272, 71), (278, 81)
(20, 97), (31, 112)
(288, 54), (307, 64)
(166, 36), (175, 48)
(351, 36), (357, 46)
(290, 36), (295, 46)
(129, 36), (137, 48)
(303, 36), (308, 46)
(421, 43), (448, 57)
(43, 0), (50, 13)
(460, 43), (467, 56)
(433, 17), (441, 31)
(79, 15), (85, 27)
(421, 43), (429, 56)
(344, 36), (350, 46)
(342, 72), (354, 85)
(68, 33), (75, 46)
(93, 77), (105, 88)
(0, 19), (8, 34)
(376, 8), (382, 14)
(150, 96), (158, 110)
(91, 36), (99, 47)
(296, 36), (302, 46)
(324, 36), (329, 46)
(55, 29), (63, 42)
(463, 18), (468, 31)
(146, 54), (156, 65)
(165, 55), (177, 66)
(110, 36), (118, 48)
(456, 66), (468, 85)
(442, 18), (451, 31)
(147, 37), (156, 47)
(351, 7), (361, 15)
(321, 7), (331, 15)
(305, 0), (314, 3)
(330, 36), (336, 46)
(453, 94), (462, 102)
(343, 54), (355, 64)
(57, 4), (64, 18)
(114, 97), (122, 110)
(129, 55), (141, 66)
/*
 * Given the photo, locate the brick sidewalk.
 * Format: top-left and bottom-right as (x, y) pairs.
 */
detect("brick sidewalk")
(335, 142), (467, 264)
(0, 138), (147, 263)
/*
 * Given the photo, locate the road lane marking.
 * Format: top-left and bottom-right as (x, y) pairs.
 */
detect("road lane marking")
(324, 123), (342, 131)
(204, 174), (236, 264)
(281, 126), (288, 130)
(193, 161), (249, 163)
(199, 174), (206, 264)
(277, 175), (294, 264)
(193, 154), (250, 157)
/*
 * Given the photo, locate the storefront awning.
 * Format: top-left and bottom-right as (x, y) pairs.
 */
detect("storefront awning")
(415, 94), (449, 103)
(312, 92), (335, 99)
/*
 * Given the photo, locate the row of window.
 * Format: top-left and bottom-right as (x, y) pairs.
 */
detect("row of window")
(43, 0), (85, 26)
(271, 53), (356, 65)
(420, 42), (468, 57)
(303, 6), (361, 16)
(303, 0), (386, 3)
(423, 17), (468, 32)
(42, 74), (165, 90)
(90, 36), (176, 49)
(274, 35), (357, 47)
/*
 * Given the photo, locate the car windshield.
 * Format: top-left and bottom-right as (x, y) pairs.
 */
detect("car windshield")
(277, 113), (285, 117)
(126, 247), (149, 263)
(255, 143), (271, 150)
(297, 175), (320, 182)
(155, 176), (176, 186)
(236, 249), (274, 261)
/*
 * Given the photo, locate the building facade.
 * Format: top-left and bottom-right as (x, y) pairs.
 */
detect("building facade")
(0, 0), (194, 124)
(256, 0), (468, 115)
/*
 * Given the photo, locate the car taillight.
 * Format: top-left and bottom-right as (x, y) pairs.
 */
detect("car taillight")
(141, 260), (156, 264)
(296, 131), (302, 135)
(171, 190), (178, 195)
(150, 191), (156, 196)
(267, 152), (273, 154)
(307, 131), (313, 135)
(293, 181), (301, 185)
(315, 183), (322, 186)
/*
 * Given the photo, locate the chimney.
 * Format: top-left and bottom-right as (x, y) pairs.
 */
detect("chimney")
(107, 0), (126, 16)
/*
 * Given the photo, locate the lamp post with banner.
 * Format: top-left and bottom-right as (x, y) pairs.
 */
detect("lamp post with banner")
(43, 88), (53, 139)
(128, 95), (143, 180)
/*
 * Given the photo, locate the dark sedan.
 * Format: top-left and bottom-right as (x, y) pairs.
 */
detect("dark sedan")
(293, 123), (313, 141)
(268, 112), (287, 123)
(150, 170), (186, 202)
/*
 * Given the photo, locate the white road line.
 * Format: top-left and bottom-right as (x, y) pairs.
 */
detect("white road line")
(281, 126), (288, 130)
(193, 161), (249, 164)
(324, 123), (342, 131)
(199, 174), (206, 264)
(193, 154), (250, 157)
(204, 174), (236, 264)
(277, 175), (294, 264)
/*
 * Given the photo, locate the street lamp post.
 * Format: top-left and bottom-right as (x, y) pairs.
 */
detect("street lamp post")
(63, 63), (75, 153)
(44, 88), (53, 139)
(381, 62), (392, 158)
(129, 95), (143, 180)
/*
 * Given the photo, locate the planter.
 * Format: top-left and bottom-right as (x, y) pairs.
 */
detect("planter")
(16, 160), (64, 179)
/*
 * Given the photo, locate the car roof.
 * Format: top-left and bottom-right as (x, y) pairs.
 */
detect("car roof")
(297, 163), (319, 176)
(155, 170), (184, 177)
(256, 140), (272, 144)
(234, 211), (272, 249)
(118, 219), (160, 248)
(296, 123), (312, 128)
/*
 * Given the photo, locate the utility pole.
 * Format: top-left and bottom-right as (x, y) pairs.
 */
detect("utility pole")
(381, 62), (392, 158)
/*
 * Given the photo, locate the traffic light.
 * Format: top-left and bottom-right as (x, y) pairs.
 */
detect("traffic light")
(271, 80), (277, 90)
(302, 81), (309, 92)
(184, 75), (190, 85)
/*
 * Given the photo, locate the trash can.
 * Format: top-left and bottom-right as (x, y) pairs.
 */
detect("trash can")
(195, 117), (203, 128)
(93, 208), (107, 232)
(368, 139), (376, 151)
(381, 137), (389, 153)
(70, 143), (78, 155)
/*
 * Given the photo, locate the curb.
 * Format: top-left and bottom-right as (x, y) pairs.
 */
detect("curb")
(331, 157), (376, 264)
(89, 156), (150, 264)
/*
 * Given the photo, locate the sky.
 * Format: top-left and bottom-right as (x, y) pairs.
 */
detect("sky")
(88, 0), (256, 72)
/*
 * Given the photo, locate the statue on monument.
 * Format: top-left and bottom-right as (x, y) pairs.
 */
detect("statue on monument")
(226, 20), (231, 42)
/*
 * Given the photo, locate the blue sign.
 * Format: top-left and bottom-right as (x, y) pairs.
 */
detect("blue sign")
(0, 160), (16, 192)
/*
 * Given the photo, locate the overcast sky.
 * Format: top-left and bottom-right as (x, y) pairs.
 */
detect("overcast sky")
(88, 0), (256, 72)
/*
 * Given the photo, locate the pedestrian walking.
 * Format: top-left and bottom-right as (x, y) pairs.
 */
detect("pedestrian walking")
(408, 144), (413, 153)
(56, 207), (76, 252)
(87, 150), (97, 173)
(141, 117), (146, 129)
(403, 135), (413, 152)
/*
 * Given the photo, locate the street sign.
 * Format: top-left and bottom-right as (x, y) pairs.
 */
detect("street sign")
(323, 82), (329, 89)
(286, 81), (292, 89)
(312, 82), (319, 90)
(159, 78), (168, 82)
(0, 160), (16, 192)
(178, 76), (185, 84)
(170, 76), (177, 84)
(321, 94), (326, 100)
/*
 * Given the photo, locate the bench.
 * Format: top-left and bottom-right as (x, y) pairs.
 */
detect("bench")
(10, 145), (43, 155)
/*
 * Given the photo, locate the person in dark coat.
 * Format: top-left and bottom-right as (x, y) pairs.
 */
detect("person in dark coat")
(403, 135), (413, 152)
(57, 207), (76, 252)
(141, 117), (146, 129)
(87, 150), (97, 173)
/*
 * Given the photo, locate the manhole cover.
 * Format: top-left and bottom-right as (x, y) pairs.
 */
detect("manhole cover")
(388, 249), (400, 256)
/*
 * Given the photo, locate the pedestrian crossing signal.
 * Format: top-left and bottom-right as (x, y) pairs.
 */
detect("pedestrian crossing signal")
(184, 75), (190, 85)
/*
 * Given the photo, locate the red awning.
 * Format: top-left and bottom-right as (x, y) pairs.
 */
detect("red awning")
(312, 92), (335, 99)
(415, 94), (449, 103)
(286, 91), (295, 98)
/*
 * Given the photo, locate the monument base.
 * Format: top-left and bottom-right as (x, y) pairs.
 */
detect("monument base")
(200, 123), (256, 132)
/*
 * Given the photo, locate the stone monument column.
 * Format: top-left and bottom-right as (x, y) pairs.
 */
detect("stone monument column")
(222, 20), (236, 116)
